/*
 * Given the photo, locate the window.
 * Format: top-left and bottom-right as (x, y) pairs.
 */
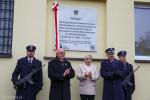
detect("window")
(134, 4), (150, 61)
(0, 0), (14, 57)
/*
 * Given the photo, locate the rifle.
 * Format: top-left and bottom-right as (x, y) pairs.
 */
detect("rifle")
(14, 64), (45, 89)
(122, 66), (140, 90)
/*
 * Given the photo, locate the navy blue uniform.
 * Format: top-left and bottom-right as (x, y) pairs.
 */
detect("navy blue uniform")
(122, 62), (135, 100)
(11, 57), (43, 100)
(100, 59), (125, 100)
(48, 57), (75, 100)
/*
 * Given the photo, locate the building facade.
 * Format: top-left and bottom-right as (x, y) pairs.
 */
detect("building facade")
(0, 0), (150, 100)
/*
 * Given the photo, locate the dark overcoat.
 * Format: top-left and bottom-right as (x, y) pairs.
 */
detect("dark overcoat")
(48, 57), (75, 100)
(100, 59), (125, 100)
(123, 62), (135, 100)
(11, 57), (43, 100)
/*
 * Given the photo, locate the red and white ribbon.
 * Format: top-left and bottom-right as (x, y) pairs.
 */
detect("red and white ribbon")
(52, 1), (60, 50)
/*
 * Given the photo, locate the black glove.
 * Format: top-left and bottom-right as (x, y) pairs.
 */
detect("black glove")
(14, 81), (24, 89)
(113, 71), (122, 78)
(13, 81), (19, 89)
(15, 81), (21, 87)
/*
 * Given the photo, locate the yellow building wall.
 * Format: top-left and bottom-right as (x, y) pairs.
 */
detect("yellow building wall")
(0, 0), (150, 100)
(46, 1), (106, 100)
(0, 0), (47, 99)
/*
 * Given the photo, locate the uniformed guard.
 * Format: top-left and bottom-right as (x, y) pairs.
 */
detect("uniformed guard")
(117, 50), (135, 100)
(100, 48), (125, 100)
(48, 48), (75, 100)
(11, 45), (43, 100)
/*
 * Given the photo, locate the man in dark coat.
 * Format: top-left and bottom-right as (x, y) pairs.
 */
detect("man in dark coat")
(48, 48), (75, 100)
(11, 45), (43, 100)
(100, 48), (125, 100)
(117, 50), (135, 100)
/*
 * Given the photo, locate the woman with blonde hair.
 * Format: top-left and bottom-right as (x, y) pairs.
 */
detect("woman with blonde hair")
(76, 55), (99, 100)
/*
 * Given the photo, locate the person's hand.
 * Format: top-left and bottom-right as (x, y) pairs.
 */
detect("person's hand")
(85, 72), (89, 77)
(113, 71), (121, 78)
(88, 72), (92, 78)
(85, 72), (92, 78)
(13, 81), (21, 89)
(63, 68), (71, 77)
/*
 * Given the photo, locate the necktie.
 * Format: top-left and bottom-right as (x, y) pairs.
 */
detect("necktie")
(29, 59), (32, 64)
(123, 62), (126, 70)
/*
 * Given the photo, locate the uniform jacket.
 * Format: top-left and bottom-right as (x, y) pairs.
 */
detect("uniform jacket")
(122, 62), (135, 100)
(11, 56), (43, 100)
(100, 59), (125, 100)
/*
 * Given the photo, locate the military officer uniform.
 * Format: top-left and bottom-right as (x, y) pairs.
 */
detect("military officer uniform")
(11, 45), (43, 100)
(117, 51), (135, 100)
(100, 48), (125, 100)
